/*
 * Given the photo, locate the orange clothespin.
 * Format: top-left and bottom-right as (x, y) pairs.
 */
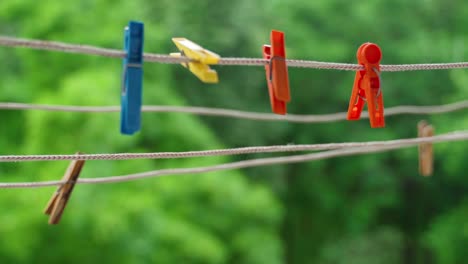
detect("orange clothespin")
(418, 121), (434, 176)
(44, 153), (85, 225)
(263, 30), (291, 115)
(347, 43), (385, 128)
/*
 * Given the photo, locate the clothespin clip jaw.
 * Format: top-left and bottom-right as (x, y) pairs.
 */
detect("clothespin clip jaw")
(44, 152), (85, 225)
(263, 30), (291, 115)
(170, 38), (220, 83)
(121, 21), (144, 135)
(347, 43), (385, 128)
(418, 121), (434, 176)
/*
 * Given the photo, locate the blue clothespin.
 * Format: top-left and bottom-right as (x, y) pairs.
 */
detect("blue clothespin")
(121, 21), (144, 135)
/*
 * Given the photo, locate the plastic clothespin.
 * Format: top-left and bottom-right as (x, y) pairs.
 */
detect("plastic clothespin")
(121, 21), (144, 135)
(418, 121), (434, 176)
(170, 38), (220, 83)
(347, 43), (385, 128)
(44, 153), (85, 225)
(263, 30), (291, 115)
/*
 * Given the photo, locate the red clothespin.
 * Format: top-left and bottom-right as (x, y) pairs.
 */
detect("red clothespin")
(347, 43), (385, 128)
(263, 30), (291, 115)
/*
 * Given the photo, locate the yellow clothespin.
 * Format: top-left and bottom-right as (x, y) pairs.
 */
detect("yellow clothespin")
(418, 121), (434, 176)
(170, 38), (220, 83)
(44, 152), (85, 225)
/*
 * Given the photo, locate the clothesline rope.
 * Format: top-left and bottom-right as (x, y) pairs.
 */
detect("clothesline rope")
(0, 100), (467, 123)
(1, 36), (467, 190)
(0, 130), (466, 162)
(1, 36), (467, 71)
(0, 131), (466, 189)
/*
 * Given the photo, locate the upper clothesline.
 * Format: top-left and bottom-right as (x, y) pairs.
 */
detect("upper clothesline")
(1, 22), (467, 133)
(0, 35), (467, 71)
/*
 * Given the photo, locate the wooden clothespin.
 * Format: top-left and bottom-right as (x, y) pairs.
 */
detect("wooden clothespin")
(263, 30), (291, 115)
(418, 121), (434, 176)
(170, 38), (220, 83)
(347, 43), (385, 128)
(44, 153), (85, 225)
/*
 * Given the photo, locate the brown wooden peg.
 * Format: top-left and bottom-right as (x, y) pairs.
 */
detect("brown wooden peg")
(44, 152), (85, 224)
(418, 121), (434, 176)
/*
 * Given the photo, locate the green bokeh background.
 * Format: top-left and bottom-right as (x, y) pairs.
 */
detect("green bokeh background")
(0, 0), (467, 263)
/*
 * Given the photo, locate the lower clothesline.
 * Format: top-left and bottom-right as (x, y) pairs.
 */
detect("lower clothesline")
(0, 131), (466, 189)
(0, 130), (466, 162)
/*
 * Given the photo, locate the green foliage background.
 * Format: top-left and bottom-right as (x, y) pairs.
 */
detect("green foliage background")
(0, 0), (467, 263)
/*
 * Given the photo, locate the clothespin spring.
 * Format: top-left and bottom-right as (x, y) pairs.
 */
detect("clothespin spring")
(268, 56), (286, 82)
(356, 67), (382, 101)
(121, 63), (143, 94)
(180, 50), (191, 69)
